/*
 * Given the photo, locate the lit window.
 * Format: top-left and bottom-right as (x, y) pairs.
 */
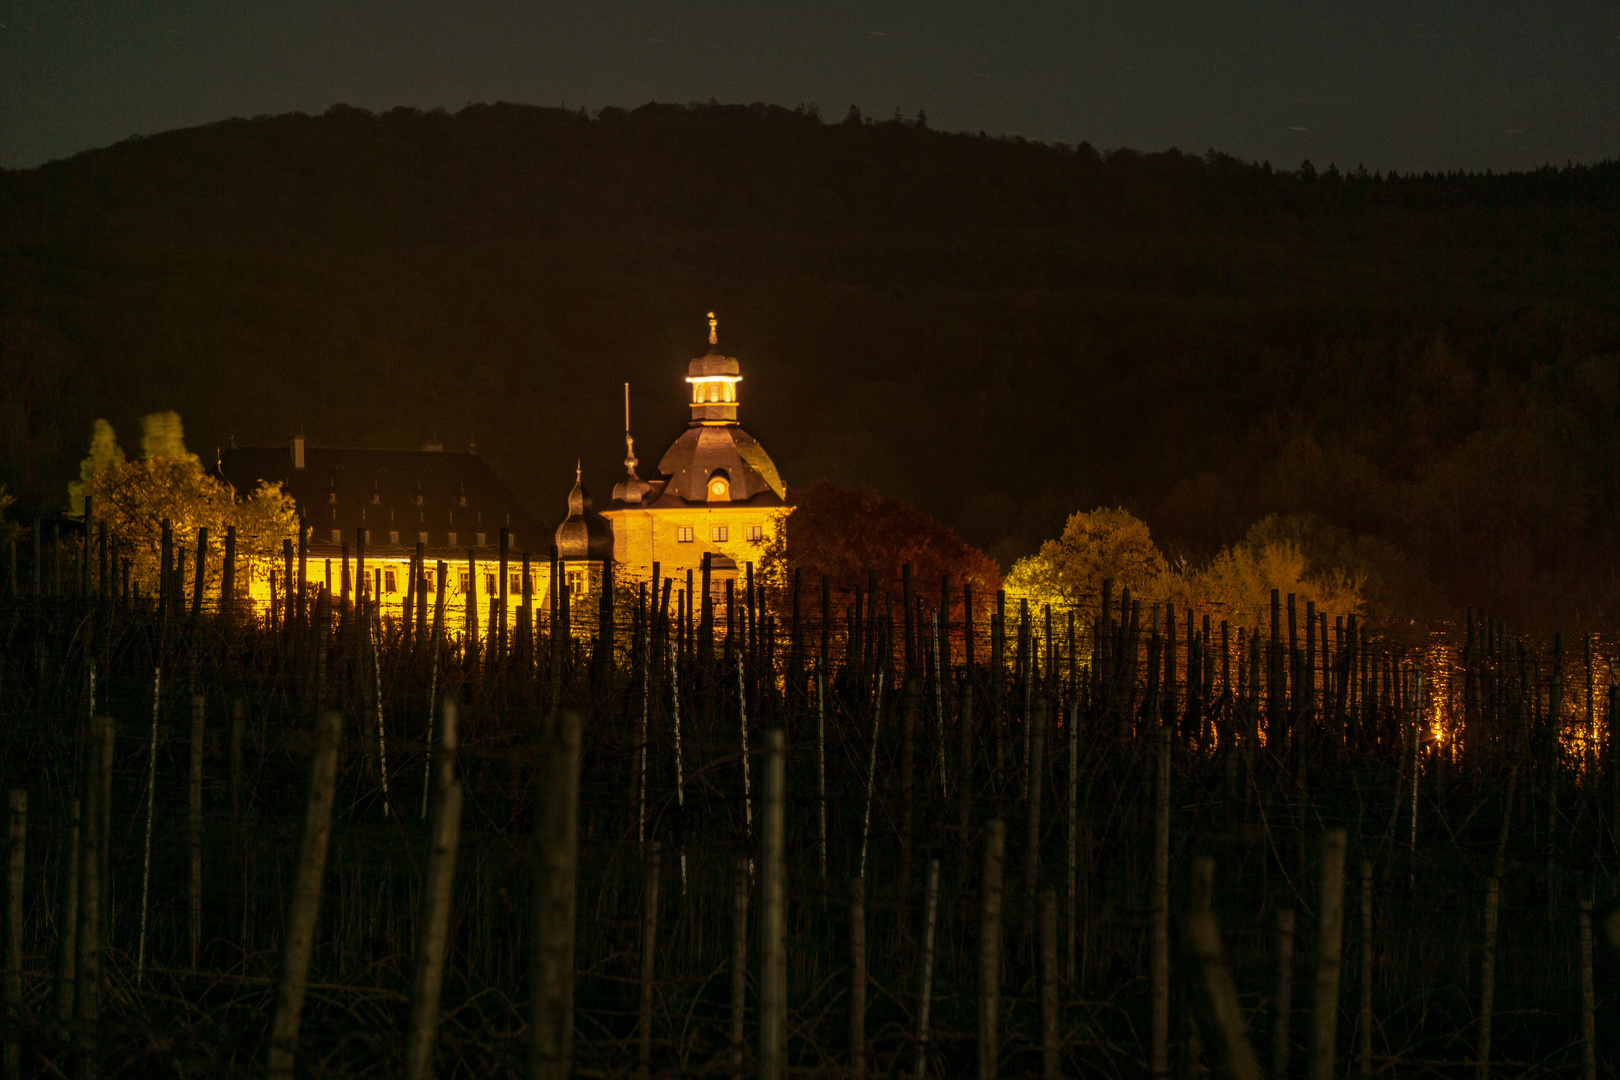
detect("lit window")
(476, 532), (487, 546)
(510, 573), (523, 592)
(389, 531), (400, 545)
(712, 525), (729, 542)
(330, 529), (341, 543)
(447, 531), (458, 546)
(484, 573), (496, 594)
(418, 532), (429, 545)
(676, 526), (694, 543)
(415, 495), (423, 506)
(747, 525), (763, 542)
(459, 571), (471, 593)
(567, 570), (583, 595)
(384, 570), (397, 593)
(458, 495), (467, 507)
(372, 493), (381, 505)
(328, 492), (337, 504)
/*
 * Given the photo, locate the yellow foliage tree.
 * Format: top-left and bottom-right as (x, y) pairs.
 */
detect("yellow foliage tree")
(84, 413), (297, 591)
(1005, 506), (1169, 610)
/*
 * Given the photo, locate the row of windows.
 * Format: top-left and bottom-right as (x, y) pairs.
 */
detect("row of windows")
(675, 524), (764, 543)
(372, 570), (586, 597)
(330, 529), (501, 548)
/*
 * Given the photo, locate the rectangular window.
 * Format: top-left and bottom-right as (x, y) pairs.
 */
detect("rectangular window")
(676, 526), (694, 543)
(484, 573), (497, 594)
(389, 530), (400, 545)
(711, 525), (729, 542)
(476, 532), (487, 547)
(567, 570), (583, 595)
(384, 570), (397, 593)
(418, 531), (429, 545)
(447, 532), (458, 547)
(747, 525), (763, 542)
(459, 571), (471, 593)
(511, 573), (523, 593)
(330, 529), (342, 543)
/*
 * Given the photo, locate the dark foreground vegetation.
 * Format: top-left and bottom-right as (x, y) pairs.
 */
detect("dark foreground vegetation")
(1, 534), (1616, 1077)
(4, 101), (1620, 626)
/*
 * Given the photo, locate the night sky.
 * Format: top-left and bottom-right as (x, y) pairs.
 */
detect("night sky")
(3, 0), (1617, 173)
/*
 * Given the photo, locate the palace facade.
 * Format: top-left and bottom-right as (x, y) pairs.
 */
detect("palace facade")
(216, 313), (789, 637)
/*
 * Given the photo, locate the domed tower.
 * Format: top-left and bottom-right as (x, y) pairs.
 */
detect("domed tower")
(601, 313), (791, 582)
(554, 462), (614, 598)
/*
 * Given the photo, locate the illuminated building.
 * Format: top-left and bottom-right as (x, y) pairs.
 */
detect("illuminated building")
(601, 313), (790, 590)
(216, 439), (551, 634)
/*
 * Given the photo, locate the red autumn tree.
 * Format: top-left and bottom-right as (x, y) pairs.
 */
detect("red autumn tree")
(762, 479), (1002, 597)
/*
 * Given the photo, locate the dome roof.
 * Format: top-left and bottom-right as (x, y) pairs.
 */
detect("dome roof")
(656, 425), (785, 504)
(554, 465), (613, 560)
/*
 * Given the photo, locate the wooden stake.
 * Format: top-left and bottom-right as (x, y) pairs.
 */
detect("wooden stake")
(1152, 722), (1171, 1079)
(731, 853), (750, 1077)
(638, 842), (660, 1073)
(1180, 901), (1263, 1080)
(1578, 896), (1596, 1080)
(849, 876), (866, 1080)
(1039, 888), (1059, 1080)
(1309, 828), (1348, 1080)
(1477, 873), (1500, 1080)
(1273, 909), (1295, 1080)
(530, 708), (584, 1080)
(758, 728), (787, 1080)
(915, 859), (941, 1080)
(978, 819), (1005, 1080)
(4, 790), (25, 1080)
(137, 667), (161, 985)
(1358, 859), (1372, 1079)
(188, 693), (205, 968)
(266, 708), (344, 1080)
(406, 700), (463, 1080)
(54, 797), (79, 1039)
(1026, 696), (1047, 931)
(74, 721), (108, 1080)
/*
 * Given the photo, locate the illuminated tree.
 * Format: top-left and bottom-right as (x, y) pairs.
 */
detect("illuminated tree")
(68, 418), (127, 516)
(1011, 506), (1169, 610)
(84, 412), (298, 590)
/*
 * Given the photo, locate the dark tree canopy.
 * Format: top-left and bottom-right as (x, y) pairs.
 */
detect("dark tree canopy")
(766, 480), (1001, 598)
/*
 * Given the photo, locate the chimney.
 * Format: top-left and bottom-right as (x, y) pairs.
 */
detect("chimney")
(292, 436), (305, 469)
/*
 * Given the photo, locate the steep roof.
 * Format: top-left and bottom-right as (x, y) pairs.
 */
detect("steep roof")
(650, 426), (786, 507)
(217, 444), (548, 555)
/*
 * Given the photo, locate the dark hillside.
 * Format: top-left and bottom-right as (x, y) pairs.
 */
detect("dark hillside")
(4, 101), (1620, 625)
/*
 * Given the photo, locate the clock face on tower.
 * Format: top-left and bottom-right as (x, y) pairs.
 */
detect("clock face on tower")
(709, 476), (729, 499)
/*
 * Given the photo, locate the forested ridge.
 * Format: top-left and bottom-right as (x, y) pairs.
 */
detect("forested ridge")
(4, 100), (1619, 627)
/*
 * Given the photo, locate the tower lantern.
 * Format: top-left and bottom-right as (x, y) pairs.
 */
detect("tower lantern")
(686, 311), (742, 425)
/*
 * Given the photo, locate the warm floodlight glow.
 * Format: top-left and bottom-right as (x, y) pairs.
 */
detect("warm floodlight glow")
(685, 375), (742, 384)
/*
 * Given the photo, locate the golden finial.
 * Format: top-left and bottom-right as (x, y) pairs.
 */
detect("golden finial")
(707, 311), (718, 346)
(575, 459), (582, 483)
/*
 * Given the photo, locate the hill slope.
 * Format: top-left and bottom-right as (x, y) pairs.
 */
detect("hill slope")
(4, 101), (1620, 624)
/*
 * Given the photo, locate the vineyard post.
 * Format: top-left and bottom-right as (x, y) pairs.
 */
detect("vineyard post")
(188, 693), (205, 967)
(530, 708), (583, 1080)
(406, 700), (463, 1080)
(758, 728), (787, 1080)
(4, 790), (25, 1080)
(1039, 888), (1059, 1080)
(1309, 828), (1348, 1080)
(978, 819), (1005, 1080)
(1273, 909), (1295, 1080)
(638, 842), (661, 1072)
(849, 876), (866, 1080)
(54, 797), (80, 1038)
(915, 859), (941, 1080)
(266, 709), (343, 1080)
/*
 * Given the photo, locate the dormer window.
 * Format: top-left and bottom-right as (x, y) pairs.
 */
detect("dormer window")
(415, 494), (424, 506)
(328, 492), (337, 504)
(372, 493), (381, 505)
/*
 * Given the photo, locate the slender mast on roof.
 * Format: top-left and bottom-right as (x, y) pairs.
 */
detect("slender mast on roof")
(708, 311), (718, 346)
